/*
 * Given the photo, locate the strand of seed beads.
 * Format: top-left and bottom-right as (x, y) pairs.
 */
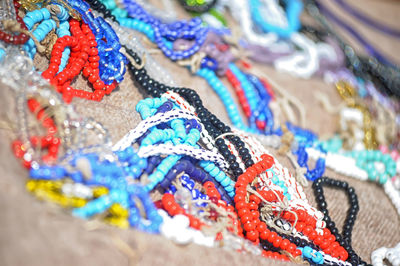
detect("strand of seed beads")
(312, 177), (367, 265)
(42, 19), (118, 102)
(12, 97), (61, 168)
(0, 0), (30, 45)
(123, 47), (255, 180)
(66, 0), (128, 84)
(234, 154), (300, 260)
(121, 0), (209, 61)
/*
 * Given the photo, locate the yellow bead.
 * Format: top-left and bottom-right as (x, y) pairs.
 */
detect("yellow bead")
(26, 180), (37, 192)
(109, 203), (129, 218)
(93, 187), (109, 197)
(73, 198), (87, 208)
(106, 217), (129, 229)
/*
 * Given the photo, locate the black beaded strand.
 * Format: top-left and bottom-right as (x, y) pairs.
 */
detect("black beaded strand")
(123, 47), (254, 180)
(312, 177), (370, 266)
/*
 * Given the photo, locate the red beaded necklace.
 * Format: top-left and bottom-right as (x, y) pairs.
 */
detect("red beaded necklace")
(42, 19), (117, 103)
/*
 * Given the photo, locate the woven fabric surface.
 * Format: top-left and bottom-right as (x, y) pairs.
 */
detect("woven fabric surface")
(0, 0), (400, 265)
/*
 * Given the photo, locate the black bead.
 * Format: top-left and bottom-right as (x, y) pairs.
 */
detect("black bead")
(230, 162), (240, 170)
(233, 168), (243, 176)
(227, 154), (236, 164)
(244, 159), (254, 168)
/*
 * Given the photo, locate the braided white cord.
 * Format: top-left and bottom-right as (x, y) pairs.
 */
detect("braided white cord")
(112, 109), (199, 151)
(137, 144), (229, 170)
(162, 91), (219, 153)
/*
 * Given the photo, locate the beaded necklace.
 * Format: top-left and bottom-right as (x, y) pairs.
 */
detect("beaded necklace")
(312, 177), (369, 266)
(3, 1), (398, 265)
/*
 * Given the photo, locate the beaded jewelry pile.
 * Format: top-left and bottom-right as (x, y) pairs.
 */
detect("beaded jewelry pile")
(0, 0), (399, 265)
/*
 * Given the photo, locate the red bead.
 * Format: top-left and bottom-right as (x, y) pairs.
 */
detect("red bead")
(320, 240), (330, 249)
(327, 234), (336, 243)
(93, 80), (105, 90)
(89, 55), (100, 62)
(209, 196), (219, 204)
(256, 120), (266, 130)
(295, 222), (305, 231)
(248, 202), (258, 210)
(267, 231), (278, 242)
(251, 210), (259, 220)
(89, 48), (98, 56)
(243, 221), (255, 231)
(83, 67), (92, 77)
(309, 230), (317, 240)
(272, 237), (282, 248)
(241, 214), (252, 223)
(314, 235), (324, 245)
(259, 229), (269, 240)
(293, 248), (302, 257)
(246, 230), (259, 241)
(249, 194), (261, 204)
(90, 61), (99, 68)
(338, 249), (348, 261)
(189, 217), (201, 230)
(88, 74), (99, 83)
(303, 225), (313, 235)
(256, 222), (267, 233)
(235, 200), (247, 210)
(280, 239), (290, 250)
(238, 208), (250, 217)
(287, 243), (296, 253)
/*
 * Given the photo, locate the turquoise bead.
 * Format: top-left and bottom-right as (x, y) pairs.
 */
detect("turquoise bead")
(379, 174), (388, 184)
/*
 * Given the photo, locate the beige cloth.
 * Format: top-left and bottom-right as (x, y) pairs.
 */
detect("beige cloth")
(0, 0), (400, 265)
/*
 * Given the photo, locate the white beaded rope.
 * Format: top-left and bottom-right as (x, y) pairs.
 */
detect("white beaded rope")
(112, 109), (200, 151)
(137, 143), (229, 170)
(162, 91), (219, 154)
